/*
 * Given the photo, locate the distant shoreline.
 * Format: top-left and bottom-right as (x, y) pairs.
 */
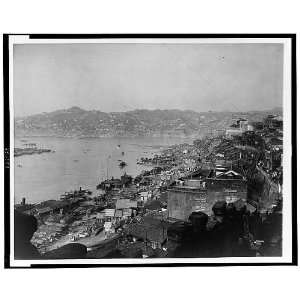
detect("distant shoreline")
(15, 134), (199, 139)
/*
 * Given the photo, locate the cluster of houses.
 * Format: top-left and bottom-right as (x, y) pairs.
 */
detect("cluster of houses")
(167, 114), (283, 223)
(225, 118), (254, 137)
(124, 216), (169, 251)
(15, 114), (284, 257)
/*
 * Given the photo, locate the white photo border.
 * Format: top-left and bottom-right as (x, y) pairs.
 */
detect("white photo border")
(4, 34), (297, 268)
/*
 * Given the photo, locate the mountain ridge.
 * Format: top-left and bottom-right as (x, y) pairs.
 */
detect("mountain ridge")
(15, 106), (282, 138)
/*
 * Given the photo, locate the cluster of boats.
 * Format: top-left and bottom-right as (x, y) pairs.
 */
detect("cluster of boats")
(116, 145), (127, 168)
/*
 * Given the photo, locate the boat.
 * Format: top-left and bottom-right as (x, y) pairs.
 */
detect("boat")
(121, 151), (125, 156)
(119, 161), (127, 168)
(93, 226), (104, 236)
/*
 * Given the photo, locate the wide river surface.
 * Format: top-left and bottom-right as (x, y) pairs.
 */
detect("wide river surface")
(14, 136), (194, 204)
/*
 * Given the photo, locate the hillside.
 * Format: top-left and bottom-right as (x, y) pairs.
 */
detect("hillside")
(15, 106), (282, 138)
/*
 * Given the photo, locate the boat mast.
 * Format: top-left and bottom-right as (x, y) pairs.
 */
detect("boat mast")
(106, 156), (109, 180)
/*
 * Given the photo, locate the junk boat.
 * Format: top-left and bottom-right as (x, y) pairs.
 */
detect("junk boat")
(97, 174), (132, 190)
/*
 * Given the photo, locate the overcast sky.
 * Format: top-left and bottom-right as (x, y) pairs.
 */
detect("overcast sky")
(13, 42), (283, 117)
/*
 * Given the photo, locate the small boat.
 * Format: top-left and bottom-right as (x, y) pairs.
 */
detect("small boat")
(121, 151), (125, 156)
(17, 164), (22, 168)
(73, 159), (79, 162)
(119, 161), (127, 168)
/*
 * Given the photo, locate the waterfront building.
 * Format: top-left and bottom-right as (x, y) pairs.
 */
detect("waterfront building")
(97, 177), (123, 190)
(226, 118), (249, 137)
(115, 198), (137, 210)
(14, 198), (34, 214)
(206, 169), (247, 204)
(115, 199), (137, 219)
(264, 115), (283, 130)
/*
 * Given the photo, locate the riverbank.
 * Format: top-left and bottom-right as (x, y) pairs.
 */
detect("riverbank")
(14, 136), (192, 204)
(15, 118), (283, 258)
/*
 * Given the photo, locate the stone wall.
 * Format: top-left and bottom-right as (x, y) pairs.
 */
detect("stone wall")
(256, 167), (280, 211)
(167, 179), (248, 221)
(167, 188), (209, 221)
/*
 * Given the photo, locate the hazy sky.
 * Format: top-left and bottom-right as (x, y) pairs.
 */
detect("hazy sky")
(13, 43), (283, 117)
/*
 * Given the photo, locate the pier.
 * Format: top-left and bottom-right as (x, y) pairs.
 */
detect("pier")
(14, 147), (52, 157)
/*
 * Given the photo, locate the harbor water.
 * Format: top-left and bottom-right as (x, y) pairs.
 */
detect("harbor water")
(14, 136), (193, 204)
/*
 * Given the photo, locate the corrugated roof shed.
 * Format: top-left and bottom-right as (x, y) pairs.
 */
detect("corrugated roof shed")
(104, 209), (115, 217)
(115, 210), (123, 218)
(115, 199), (137, 209)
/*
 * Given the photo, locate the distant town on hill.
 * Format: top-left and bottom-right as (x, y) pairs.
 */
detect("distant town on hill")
(15, 106), (283, 138)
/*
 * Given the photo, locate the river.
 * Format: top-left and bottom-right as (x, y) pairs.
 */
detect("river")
(14, 136), (194, 204)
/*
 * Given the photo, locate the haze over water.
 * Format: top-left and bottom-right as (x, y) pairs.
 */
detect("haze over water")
(14, 136), (193, 204)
